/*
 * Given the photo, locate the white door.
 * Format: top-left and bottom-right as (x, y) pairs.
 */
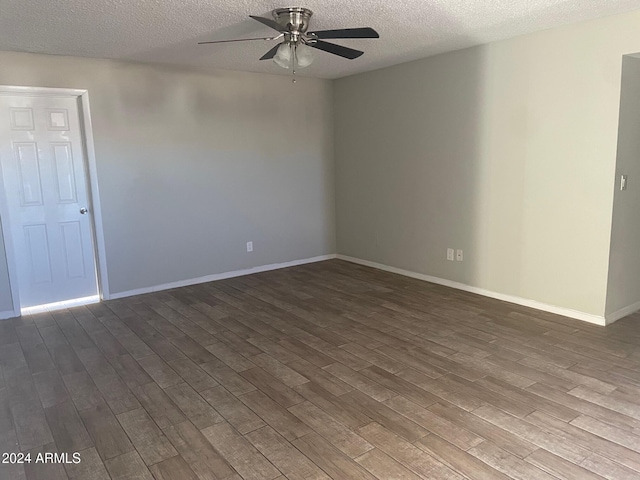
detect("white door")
(0, 94), (98, 308)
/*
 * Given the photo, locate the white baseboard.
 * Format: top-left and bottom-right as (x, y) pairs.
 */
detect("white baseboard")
(109, 254), (337, 300)
(337, 254), (606, 326)
(605, 300), (640, 325)
(0, 310), (17, 320)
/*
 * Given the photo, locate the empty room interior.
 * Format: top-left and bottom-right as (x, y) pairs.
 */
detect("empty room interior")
(2, 1), (640, 479)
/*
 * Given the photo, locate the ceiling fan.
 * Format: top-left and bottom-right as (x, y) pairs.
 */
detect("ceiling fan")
(198, 7), (379, 78)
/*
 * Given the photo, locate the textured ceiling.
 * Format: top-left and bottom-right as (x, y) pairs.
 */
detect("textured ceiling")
(2, 0), (640, 79)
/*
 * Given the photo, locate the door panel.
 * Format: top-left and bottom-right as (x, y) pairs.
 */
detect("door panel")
(24, 224), (53, 284)
(15, 142), (44, 206)
(10, 108), (34, 130)
(52, 143), (78, 203)
(60, 221), (86, 279)
(0, 94), (98, 308)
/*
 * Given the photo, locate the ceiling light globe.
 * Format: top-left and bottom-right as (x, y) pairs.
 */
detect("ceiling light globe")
(273, 43), (293, 69)
(295, 43), (314, 68)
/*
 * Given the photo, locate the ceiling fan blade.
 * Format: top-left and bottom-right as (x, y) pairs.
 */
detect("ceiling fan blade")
(198, 35), (282, 45)
(260, 44), (280, 60)
(310, 40), (364, 59)
(250, 15), (286, 32)
(308, 27), (379, 39)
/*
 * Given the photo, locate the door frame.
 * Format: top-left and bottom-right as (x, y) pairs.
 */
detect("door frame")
(0, 85), (110, 318)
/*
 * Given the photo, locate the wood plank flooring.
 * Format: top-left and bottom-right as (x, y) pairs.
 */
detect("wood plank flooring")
(1, 259), (640, 479)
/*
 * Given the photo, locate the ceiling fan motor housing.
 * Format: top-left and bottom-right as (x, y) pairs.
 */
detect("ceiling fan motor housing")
(273, 7), (313, 43)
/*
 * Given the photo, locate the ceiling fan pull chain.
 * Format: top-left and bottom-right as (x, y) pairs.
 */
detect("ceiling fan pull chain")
(292, 44), (297, 83)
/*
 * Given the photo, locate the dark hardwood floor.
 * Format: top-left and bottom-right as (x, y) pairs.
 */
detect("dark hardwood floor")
(1, 259), (640, 479)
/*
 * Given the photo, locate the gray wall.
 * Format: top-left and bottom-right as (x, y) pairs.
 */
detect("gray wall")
(0, 51), (334, 303)
(335, 10), (640, 317)
(606, 55), (640, 317)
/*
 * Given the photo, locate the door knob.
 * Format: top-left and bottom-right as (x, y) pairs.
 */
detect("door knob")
(80, 207), (88, 215)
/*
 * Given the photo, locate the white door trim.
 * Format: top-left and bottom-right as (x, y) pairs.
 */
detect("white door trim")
(0, 86), (110, 319)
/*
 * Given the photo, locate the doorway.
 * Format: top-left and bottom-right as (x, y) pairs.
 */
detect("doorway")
(0, 87), (108, 316)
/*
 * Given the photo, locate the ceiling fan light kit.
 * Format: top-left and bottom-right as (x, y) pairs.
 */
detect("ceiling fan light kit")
(199, 6), (379, 82)
(273, 42), (314, 70)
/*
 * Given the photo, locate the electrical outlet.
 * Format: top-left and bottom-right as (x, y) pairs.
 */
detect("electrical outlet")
(246, 241), (253, 252)
(447, 248), (454, 261)
(621, 174), (628, 191)
(456, 249), (463, 261)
